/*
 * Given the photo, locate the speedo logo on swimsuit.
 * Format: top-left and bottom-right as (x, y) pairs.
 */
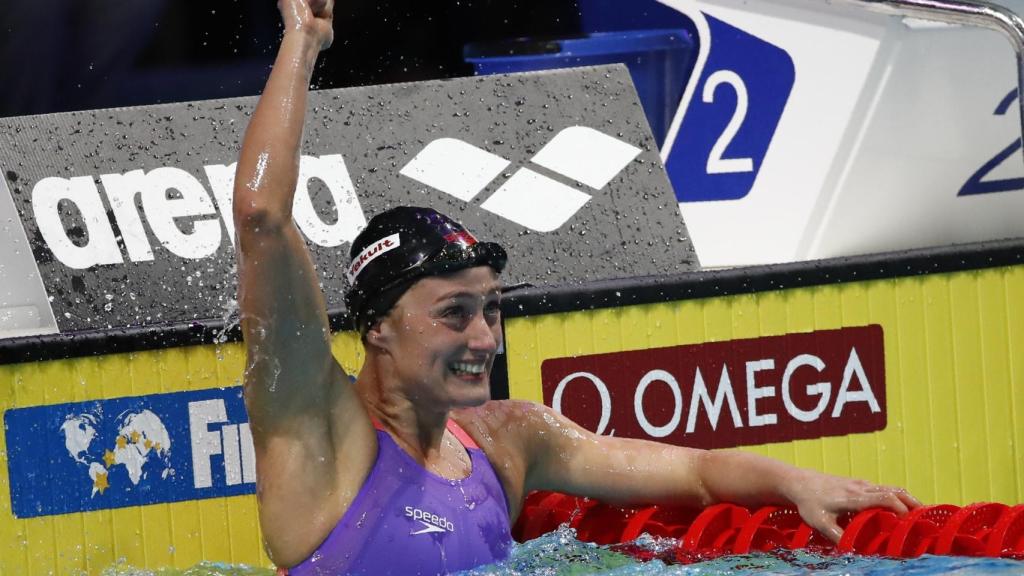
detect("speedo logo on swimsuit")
(400, 127), (641, 233)
(405, 505), (456, 535)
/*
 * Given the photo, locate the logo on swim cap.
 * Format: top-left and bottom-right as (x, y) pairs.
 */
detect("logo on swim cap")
(347, 233), (401, 283)
(443, 230), (477, 247)
(343, 207), (507, 332)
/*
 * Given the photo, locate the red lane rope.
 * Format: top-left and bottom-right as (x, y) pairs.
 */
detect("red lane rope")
(512, 491), (1024, 561)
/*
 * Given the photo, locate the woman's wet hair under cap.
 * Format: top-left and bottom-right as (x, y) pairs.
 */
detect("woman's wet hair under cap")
(343, 207), (507, 334)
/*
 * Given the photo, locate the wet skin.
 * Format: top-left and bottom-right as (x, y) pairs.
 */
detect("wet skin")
(358, 267), (503, 480)
(368, 267), (503, 415)
(233, 0), (922, 569)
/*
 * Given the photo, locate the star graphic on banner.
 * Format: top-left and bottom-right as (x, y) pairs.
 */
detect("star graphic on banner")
(144, 439), (153, 450)
(130, 431), (140, 444)
(94, 472), (110, 495)
(116, 436), (127, 449)
(103, 450), (116, 467)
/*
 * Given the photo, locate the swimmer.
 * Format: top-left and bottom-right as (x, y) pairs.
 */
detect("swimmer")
(233, 1), (921, 573)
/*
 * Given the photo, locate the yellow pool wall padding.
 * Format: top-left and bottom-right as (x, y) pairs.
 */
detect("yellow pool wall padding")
(0, 334), (365, 574)
(506, 265), (1024, 508)
(1, 263), (1021, 573)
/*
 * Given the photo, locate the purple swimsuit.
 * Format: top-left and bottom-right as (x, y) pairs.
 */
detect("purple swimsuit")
(286, 421), (513, 575)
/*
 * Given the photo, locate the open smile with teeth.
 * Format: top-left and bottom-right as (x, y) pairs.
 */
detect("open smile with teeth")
(450, 362), (487, 376)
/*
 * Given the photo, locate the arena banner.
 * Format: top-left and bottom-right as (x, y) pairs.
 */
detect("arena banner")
(0, 65), (696, 336)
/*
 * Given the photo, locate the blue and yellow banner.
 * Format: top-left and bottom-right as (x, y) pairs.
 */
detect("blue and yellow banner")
(5, 387), (253, 519)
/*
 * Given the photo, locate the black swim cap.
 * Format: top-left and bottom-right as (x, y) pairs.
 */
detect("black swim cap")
(344, 207), (507, 333)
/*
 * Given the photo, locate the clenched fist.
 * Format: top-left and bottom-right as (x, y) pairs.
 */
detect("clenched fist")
(278, 0), (334, 50)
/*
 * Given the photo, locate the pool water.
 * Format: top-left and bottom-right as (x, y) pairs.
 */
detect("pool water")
(102, 526), (1024, 575)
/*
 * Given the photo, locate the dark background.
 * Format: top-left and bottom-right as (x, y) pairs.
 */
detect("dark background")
(0, 0), (585, 117)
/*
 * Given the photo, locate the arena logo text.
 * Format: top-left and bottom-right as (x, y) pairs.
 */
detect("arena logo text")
(30, 154), (365, 269)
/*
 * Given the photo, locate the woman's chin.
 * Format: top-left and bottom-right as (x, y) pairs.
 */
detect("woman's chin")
(447, 377), (492, 406)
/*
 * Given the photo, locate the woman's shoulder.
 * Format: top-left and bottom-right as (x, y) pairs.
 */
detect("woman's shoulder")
(454, 399), (547, 426)
(452, 399), (561, 448)
(450, 401), (543, 517)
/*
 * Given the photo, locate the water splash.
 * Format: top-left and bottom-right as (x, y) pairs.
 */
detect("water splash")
(213, 263), (240, 347)
(457, 527), (1024, 576)
(99, 531), (1024, 575)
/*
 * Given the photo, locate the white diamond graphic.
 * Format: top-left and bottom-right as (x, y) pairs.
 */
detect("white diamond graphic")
(480, 168), (591, 232)
(400, 138), (510, 201)
(531, 126), (641, 189)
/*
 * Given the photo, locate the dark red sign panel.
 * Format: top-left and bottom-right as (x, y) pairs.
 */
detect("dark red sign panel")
(541, 325), (886, 449)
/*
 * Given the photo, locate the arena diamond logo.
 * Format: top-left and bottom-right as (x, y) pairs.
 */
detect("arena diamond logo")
(400, 126), (642, 232)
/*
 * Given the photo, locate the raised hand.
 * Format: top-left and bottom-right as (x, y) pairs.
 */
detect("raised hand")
(278, 0), (334, 50)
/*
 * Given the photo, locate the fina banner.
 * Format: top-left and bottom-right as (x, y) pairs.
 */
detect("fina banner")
(4, 387), (253, 518)
(0, 66), (696, 334)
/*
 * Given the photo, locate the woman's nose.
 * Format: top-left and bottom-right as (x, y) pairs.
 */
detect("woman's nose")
(467, 313), (499, 352)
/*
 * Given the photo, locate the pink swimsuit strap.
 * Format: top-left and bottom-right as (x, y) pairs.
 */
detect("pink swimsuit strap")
(370, 417), (480, 449)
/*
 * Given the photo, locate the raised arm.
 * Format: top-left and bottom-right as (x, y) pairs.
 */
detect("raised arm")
(491, 402), (919, 543)
(233, 0), (375, 565)
(235, 0), (338, 442)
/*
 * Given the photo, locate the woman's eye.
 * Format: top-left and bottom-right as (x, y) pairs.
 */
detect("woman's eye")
(443, 306), (468, 318)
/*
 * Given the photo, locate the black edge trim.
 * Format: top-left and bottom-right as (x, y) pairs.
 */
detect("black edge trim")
(503, 237), (1024, 317)
(2, 237), (1022, 366)
(489, 315), (511, 400)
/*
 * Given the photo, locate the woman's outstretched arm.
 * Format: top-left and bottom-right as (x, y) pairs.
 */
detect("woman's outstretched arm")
(475, 400), (920, 543)
(233, 0), (375, 566)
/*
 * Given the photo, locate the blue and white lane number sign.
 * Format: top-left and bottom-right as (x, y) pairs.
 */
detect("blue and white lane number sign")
(4, 387), (255, 518)
(668, 14), (795, 202)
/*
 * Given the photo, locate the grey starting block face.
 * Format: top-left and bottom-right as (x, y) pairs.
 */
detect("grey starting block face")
(0, 65), (696, 334)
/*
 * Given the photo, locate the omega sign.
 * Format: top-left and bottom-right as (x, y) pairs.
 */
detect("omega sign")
(541, 325), (886, 449)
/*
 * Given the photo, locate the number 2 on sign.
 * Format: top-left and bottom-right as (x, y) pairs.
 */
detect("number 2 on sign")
(666, 14), (794, 202)
(958, 88), (1024, 196)
(703, 70), (754, 175)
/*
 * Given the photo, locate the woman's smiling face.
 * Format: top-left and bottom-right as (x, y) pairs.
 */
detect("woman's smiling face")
(373, 266), (503, 408)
